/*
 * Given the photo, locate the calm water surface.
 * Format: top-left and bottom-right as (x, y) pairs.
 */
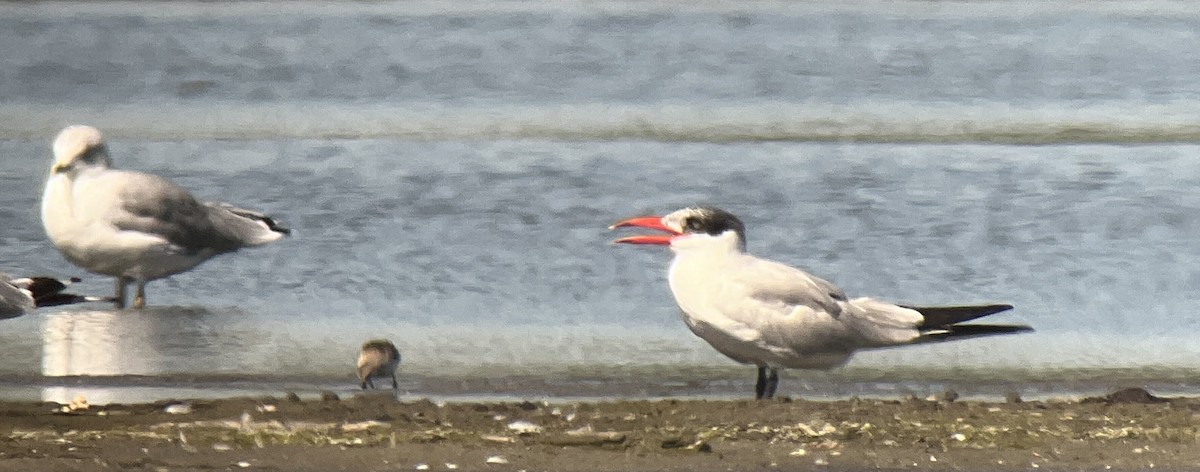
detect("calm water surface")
(1, 1), (1199, 403)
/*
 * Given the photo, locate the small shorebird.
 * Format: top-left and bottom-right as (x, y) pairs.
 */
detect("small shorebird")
(0, 274), (105, 318)
(41, 125), (290, 309)
(357, 339), (401, 390)
(611, 206), (1032, 399)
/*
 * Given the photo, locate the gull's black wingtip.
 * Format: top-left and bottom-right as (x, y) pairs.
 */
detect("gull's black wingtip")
(261, 215), (291, 235)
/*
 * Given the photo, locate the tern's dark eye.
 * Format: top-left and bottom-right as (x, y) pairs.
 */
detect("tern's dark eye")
(685, 218), (704, 231)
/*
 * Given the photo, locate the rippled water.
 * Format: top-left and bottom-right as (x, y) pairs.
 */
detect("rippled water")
(2, 1), (1200, 403)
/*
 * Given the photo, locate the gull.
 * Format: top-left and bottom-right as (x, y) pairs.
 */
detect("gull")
(41, 125), (290, 309)
(357, 339), (401, 390)
(611, 206), (1032, 399)
(0, 274), (104, 318)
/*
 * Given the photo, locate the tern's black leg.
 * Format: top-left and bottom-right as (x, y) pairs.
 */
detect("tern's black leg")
(755, 366), (768, 399)
(391, 375), (398, 390)
(764, 368), (780, 399)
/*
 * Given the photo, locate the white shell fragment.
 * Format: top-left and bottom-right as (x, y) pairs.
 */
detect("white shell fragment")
(164, 403), (193, 415)
(68, 395), (89, 411)
(506, 420), (542, 434)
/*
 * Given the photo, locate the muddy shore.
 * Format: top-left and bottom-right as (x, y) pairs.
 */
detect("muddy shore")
(1, 388), (1195, 471)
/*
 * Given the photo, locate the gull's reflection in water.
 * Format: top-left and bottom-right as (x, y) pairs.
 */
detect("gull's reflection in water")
(40, 306), (233, 404)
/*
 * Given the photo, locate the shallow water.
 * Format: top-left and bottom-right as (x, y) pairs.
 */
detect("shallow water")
(2, 1), (1200, 403)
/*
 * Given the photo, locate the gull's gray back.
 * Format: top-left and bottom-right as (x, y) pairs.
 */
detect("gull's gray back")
(101, 170), (284, 254)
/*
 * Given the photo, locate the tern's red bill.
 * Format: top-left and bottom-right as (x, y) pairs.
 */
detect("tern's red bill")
(610, 215), (680, 245)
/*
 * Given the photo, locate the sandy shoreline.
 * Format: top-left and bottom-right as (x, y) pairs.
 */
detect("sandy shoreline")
(0, 387), (1194, 471)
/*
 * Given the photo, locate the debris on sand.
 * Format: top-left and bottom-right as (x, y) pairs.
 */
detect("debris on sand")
(342, 420), (389, 432)
(1084, 387), (1165, 404)
(164, 403), (193, 415)
(68, 395), (89, 412)
(485, 455), (508, 464)
(10, 395), (1200, 470)
(506, 420), (542, 435)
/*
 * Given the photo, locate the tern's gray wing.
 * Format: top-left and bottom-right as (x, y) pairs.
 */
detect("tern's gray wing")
(725, 257), (847, 317)
(714, 257), (926, 354)
(110, 172), (286, 254)
(702, 257), (854, 354)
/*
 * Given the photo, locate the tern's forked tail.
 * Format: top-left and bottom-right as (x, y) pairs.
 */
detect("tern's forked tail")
(902, 303), (1031, 344)
(903, 304), (1015, 329)
(913, 323), (1034, 345)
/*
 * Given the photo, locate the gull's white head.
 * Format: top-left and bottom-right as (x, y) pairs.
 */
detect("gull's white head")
(610, 206), (748, 251)
(51, 125), (110, 174)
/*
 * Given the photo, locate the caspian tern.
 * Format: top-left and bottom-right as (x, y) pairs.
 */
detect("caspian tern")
(611, 206), (1031, 399)
(358, 339), (402, 390)
(41, 125), (290, 309)
(0, 274), (107, 318)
